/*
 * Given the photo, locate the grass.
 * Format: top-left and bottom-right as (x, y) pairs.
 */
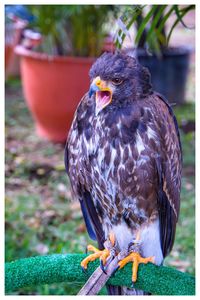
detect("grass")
(5, 78), (195, 295)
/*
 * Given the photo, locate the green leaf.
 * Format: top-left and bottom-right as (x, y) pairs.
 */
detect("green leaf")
(167, 5), (195, 45)
(174, 5), (194, 29)
(155, 5), (174, 42)
(135, 5), (158, 45)
(147, 30), (162, 57)
(146, 5), (167, 43)
(117, 17), (131, 40)
(155, 28), (167, 46)
(115, 6), (143, 49)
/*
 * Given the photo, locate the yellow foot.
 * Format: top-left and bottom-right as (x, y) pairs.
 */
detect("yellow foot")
(81, 232), (115, 271)
(118, 252), (155, 282)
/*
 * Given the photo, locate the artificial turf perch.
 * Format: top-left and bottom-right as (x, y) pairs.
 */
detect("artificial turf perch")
(5, 253), (195, 295)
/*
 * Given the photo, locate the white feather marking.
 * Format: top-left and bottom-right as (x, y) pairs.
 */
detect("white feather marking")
(136, 133), (145, 155)
(119, 143), (124, 157)
(147, 127), (157, 140)
(97, 147), (104, 166)
(70, 138), (81, 156)
(117, 123), (121, 130)
(70, 130), (77, 143)
(105, 147), (117, 179)
(136, 155), (150, 166)
(127, 144), (131, 156)
(137, 158), (146, 166)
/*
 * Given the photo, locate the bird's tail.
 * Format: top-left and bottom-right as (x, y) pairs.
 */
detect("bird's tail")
(107, 285), (149, 295)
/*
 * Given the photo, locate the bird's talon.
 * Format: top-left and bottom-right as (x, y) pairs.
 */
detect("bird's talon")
(100, 260), (107, 274)
(80, 233), (116, 273)
(81, 266), (87, 273)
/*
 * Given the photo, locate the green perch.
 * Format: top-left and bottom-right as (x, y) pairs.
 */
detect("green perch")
(5, 253), (195, 295)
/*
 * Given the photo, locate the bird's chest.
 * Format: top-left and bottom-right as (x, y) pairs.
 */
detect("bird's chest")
(74, 116), (119, 202)
(78, 114), (149, 200)
(80, 116), (110, 177)
(69, 111), (157, 229)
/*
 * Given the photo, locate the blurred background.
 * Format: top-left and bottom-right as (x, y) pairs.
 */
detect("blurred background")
(5, 5), (195, 295)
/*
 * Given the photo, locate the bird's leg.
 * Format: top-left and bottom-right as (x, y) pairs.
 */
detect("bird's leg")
(81, 232), (116, 273)
(117, 231), (155, 283)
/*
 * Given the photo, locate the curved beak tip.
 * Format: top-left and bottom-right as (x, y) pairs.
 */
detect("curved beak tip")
(89, 83), (100, 98)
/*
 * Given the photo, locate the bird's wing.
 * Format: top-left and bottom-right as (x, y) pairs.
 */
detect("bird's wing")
(64, 95), (105, 250)
(64, 143), (96, 240)
(155, 93), (182, 257)
(80, 191), (105, 249)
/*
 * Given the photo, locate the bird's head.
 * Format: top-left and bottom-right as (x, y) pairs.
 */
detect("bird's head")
(88, 52), (152, 115)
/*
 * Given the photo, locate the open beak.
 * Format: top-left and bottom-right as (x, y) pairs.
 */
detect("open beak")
(89, 76), (112, 115)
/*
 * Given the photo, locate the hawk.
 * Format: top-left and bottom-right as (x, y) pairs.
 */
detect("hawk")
(65, 52), (182, 295)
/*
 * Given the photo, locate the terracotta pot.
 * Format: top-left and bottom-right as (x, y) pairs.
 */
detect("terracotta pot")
(5, 45), (13, 69)
(15, 45), (95, 142)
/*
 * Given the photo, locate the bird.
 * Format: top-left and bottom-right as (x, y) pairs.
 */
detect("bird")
(64, 51), (182, 295)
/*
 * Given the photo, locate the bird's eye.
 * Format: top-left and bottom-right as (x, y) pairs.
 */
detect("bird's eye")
(112, 78), (123, 85)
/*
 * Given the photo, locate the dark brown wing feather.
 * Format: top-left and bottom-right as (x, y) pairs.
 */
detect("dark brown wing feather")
(154, 93), (182, 257)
